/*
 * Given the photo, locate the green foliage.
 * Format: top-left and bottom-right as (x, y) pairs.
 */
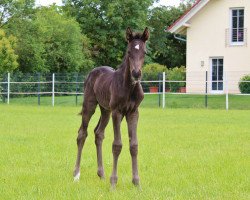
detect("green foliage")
(239, 75), (250, 94)
(143, 64), (186, 92)
(63, 0), (154, 68)
(0, 29), (18, 73)
(142, 63), (167, 93)
(0, 0), (35, 28)
(33, 6), (94, 73)
(167, 66), (186, 92)
(6, 6), (94, 73)
(1, 0), (193, 73)
(6, 18), (46, 72)
(143, 63), (167, 80)
(147, 4), (191, 68)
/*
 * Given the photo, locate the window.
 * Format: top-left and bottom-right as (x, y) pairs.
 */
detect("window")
(231, 8), (244, 44)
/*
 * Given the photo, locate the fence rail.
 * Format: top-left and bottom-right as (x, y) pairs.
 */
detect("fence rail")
(1, 71), (250, 109)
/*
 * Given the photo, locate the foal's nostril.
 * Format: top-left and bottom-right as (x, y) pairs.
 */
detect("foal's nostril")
(132, 70), (141, 79)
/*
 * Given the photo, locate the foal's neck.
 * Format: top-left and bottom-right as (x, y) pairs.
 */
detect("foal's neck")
(119, 54), (134, 89)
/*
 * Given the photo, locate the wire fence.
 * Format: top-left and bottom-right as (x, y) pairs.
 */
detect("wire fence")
(0, 71), (250, 109)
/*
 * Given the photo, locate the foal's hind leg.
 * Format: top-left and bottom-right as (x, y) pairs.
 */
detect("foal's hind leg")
(94, 107), (111, 179)
(73, 98), (97, 181)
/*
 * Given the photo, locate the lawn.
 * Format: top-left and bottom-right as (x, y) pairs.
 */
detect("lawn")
(1, 93), (250, 110)
(0, 105), (249, 199)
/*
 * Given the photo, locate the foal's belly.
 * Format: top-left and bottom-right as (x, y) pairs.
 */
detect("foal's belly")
(95, 88), (111, 110)
(93, 69), (113, 110)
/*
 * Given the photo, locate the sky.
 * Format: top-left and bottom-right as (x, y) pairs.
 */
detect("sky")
(36, 0), (182, 7)
(154, 0), (182, 7)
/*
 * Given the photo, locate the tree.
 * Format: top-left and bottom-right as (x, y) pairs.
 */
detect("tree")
(147, 5), (188, 68)
(63, 0), (154, 68)
(33, 6), (94, 73)
(6, 17), (45, 72)
(0, 29), (18, 73)
(0, 0), (35, 28)
(1, 0), (44, 72)
(5, 6), (94, 73)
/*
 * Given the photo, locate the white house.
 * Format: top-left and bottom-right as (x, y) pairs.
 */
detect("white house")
(167, 0), (250, 94)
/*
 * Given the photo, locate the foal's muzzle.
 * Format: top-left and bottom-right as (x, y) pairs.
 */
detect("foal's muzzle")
(132, 69), (142, 81)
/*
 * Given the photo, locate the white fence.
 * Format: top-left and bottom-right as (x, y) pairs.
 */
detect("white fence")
(1, 72), (250, 109)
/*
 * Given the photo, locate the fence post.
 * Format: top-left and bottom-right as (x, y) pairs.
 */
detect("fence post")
(158, 73), (161, 107)
(75, 73), (78, 106)
(205, 71), (208, 108)
(162, 72), (165, 108)
(7, 73), (10, 104)
(38, 73), (40, 106)
(52, 73), (55, 106)
(225, 72), (229, 111)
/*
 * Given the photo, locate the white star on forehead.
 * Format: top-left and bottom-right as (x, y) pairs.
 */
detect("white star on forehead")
(135, 44), (140, 50)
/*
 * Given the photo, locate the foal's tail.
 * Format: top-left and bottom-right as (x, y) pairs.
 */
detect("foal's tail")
(78, 73), (91, 116)
(83, 73), (91, 91)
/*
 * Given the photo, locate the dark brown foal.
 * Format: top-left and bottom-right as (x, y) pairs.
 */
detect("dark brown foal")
(73, 27), (149, 187)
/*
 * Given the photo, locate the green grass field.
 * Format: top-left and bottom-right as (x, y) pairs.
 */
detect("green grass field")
(0, 105), (249, 199)
(1, 93), (250, 110)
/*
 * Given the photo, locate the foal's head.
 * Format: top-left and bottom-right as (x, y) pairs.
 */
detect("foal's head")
(126, 27), (149, 83)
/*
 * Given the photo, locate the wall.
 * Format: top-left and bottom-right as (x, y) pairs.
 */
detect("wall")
(186, 0), (250, 93)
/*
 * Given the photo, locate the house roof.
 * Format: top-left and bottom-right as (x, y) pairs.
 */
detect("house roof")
(166, 0), (210, 34)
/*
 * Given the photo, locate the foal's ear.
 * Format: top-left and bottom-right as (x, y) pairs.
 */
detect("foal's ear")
(141, 27), (149, 42)
(126, 27), (133, 42)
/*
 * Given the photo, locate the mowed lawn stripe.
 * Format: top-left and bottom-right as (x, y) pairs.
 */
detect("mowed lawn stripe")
(0, 105), (249, 199)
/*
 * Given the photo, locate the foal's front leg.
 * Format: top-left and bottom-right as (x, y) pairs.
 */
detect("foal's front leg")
(126, 109), (140, 185)
(110, 110), (123, 187)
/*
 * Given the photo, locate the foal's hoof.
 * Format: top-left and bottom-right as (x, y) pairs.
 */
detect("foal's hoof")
(73, 170), (80, 182)
(132, 176), (140, 186)
(110, 176), (118, 187)
(97, 169), (105, 179)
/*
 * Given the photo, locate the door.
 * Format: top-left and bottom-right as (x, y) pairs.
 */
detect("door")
(211, 58), (223, 92)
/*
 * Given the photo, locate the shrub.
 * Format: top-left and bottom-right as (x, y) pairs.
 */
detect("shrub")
(143, 63), (167, 81)
(0, 29), (19, 74)
(0, 74), (7, 102)
(239, 74), (250, 94)
(0, 85), (3, 102)
(142, 64), (186, 92)
(167, 66), (186, 92)
(143, 63), (167, 92)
